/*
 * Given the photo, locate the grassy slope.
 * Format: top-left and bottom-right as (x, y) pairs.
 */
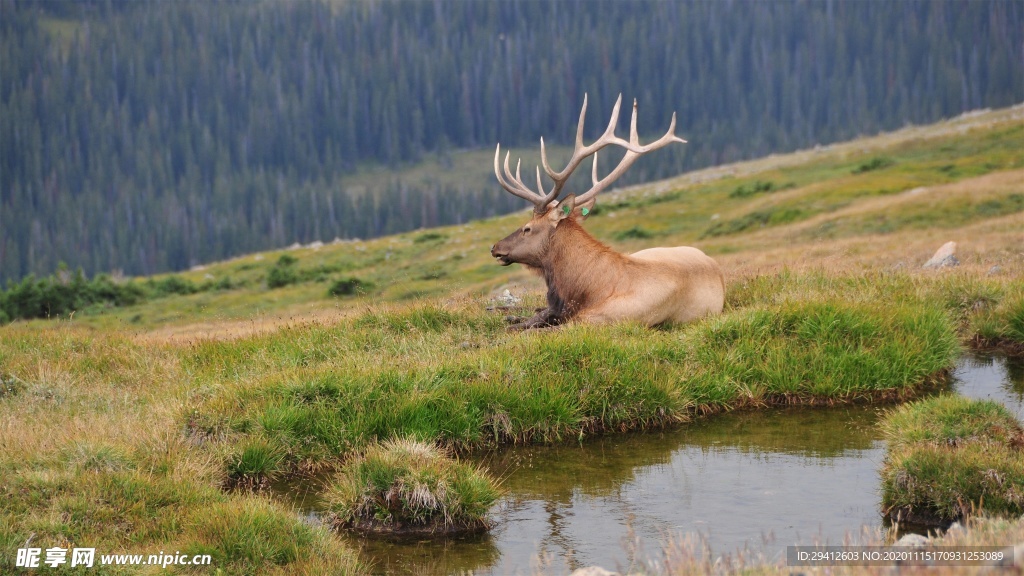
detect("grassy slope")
(53, 104), (1019, 340)
(1, 105), (1023, 574)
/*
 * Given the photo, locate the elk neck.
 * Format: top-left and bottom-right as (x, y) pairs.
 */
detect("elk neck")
(542, 219), (627, 317)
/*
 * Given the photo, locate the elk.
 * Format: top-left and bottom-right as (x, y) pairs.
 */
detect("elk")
(490, 95), (725, 330)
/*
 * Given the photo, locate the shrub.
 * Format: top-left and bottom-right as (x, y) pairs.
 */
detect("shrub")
(852, 156), (895, 174)
(0, 265), (146, 321)
(414, 232), (447, 243)
(729, 180), (775, 198)
(329, 277), (372, 297)
(267, 256), (299, 289)
(148, 275), (198, 296)
(614, 226), (655, 240)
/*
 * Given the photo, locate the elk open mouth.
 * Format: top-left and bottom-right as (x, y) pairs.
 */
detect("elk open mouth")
(494, 255), (513, 266)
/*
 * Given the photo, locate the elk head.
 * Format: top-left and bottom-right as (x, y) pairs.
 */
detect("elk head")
(490, 94), (686, 268)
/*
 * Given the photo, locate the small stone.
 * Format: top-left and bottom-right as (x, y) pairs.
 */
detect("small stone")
(987, 265), (1002, 276)
(922, 241), (959, 269)
(944, 521), (965, 538)
(498, 289), (522, 307)
(895, 533), (930, 547)
(570, 568), (619, 576)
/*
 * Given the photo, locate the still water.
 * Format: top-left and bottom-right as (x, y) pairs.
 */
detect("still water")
(283, 353), (1024, 574)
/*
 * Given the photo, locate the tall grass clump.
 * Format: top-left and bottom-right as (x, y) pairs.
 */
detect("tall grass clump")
(880, 395), (1024, 524)
(326, 438), (501, 535)
(185, 496), (362, 574)
(225, 439), (286, 489)
(970, 290), (1024, 353)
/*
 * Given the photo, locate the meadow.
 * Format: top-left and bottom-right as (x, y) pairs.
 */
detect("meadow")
(1, 105), (1022, 574)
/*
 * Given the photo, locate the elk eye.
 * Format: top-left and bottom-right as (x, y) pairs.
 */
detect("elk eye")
(523, 226), (532, 234)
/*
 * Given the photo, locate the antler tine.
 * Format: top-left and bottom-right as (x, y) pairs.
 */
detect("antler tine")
(574, 99), (687, 205)
(494, 144), (549, 209)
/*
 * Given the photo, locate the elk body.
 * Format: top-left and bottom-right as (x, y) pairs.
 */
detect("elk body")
(490, 95), (725, 329)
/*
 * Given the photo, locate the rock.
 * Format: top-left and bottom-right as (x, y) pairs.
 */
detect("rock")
(894, 533), (930, 547)
(987, 265), (1002, 276)
(570, 567), (619, 576)
(497, 289), (521, 307)
(922, 241), (959, 269)
(944, 521), (965, 538)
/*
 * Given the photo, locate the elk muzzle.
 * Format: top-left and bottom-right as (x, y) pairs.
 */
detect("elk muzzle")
(490, 242), (513, 266)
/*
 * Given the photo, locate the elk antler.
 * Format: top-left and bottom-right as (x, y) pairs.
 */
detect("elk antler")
(494, 94), (686, 213)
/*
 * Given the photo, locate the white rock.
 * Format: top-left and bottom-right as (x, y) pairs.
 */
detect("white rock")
(923, 241), (959, 269)
(895, 533), (930, 547)
(497, 289), (521, 307)
(570, 567), (619, 576)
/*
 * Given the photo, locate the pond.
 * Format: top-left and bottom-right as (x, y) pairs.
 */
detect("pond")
(276, 353), (1024, 574)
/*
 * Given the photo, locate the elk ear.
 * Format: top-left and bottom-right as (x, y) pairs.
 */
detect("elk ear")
(573, 198), (596, 222)
(551, 194), (576, 223)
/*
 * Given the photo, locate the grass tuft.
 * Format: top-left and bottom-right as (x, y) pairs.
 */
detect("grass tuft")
(880, 395), (1024, 524)
(326, 438), (501, 535)
(226, 439), (286, 489)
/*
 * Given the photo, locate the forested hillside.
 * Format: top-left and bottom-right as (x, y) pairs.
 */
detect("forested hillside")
(2, 0), (1021, 283)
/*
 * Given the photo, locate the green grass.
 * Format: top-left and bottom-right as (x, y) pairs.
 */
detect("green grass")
(880, 395), (1024, 523)
(182, 281), (961, 481)
(325, 438), (501, 534)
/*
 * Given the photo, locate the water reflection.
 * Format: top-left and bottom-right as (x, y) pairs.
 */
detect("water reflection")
(278, 353), (1022, 575)
(477, 406), (889, 574)
(953, 352), (1024, 419)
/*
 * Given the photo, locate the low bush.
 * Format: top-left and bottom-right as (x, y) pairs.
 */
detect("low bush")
(0, 265), (146, 322)
(328, 277), (372, 297)
(852, 156), (895, 174)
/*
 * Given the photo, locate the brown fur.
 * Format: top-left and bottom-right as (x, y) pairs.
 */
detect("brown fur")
(491, 195), (725, 329)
